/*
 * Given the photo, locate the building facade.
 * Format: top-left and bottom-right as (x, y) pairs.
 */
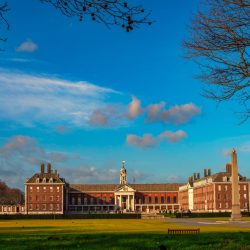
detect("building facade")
(179, 164), (250, 212)
(1, 149), (249, 215)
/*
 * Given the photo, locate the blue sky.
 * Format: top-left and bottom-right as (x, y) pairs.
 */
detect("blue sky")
(0, 0), (249, 189)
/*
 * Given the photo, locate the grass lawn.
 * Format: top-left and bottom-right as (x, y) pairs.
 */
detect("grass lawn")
(0, 219), (250, 249)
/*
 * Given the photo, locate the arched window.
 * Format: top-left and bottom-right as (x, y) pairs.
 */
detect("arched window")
(43, 177), (46, 183)
(49, 178), (53, 183)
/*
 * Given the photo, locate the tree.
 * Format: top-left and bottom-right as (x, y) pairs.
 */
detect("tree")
(0, 1), (152, 50)
(184, 0), (250, 122)
(0, 180), (24, 205)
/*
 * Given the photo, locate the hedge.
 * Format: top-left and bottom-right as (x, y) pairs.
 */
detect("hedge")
(176, 211), (250, 218)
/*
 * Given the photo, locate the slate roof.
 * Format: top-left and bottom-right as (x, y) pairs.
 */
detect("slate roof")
(26, 172), (66, 184)
(69, 183), (183, 192)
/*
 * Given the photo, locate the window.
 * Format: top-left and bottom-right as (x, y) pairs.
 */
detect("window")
(173, 196), (177, 204)
(49, 204), (53, 210)
(225, 185), (228, 191)
(56, 196), (59, 202)
(148, 197), (152, 204)
(43, 195), (46, 201)
(90, 197), (94, 204)
(244, 185), (247, 191)
(42, 204), (46, 210)
(43, 187), (46, 192)
(219, 203), (222, 209)
(36, 204), (39, 210)
(167, 196), (170, 203)
(36, 178), (40, 183)
(36, 195), (39, 201)
(77, 197), (81, 205)
(217, 194), (220, 200)
(36, 186), (40, 192)
(218, 185), (221, 191)
(29, 186), (33, 192)
(155, 197), (158, 204)
(57, 186), (60, 192)
(29, 196), (32, 202)
(84, 197), (88, 205)
(244, 194), (247, 199)
(29, 204), (33, 210)
(49, 178), (53, 183)
(161, 196), (164, 204)
(42, 178), (46, 183)
(225, 202), (228, 208)
(50, 196), (53, 201)
(56, 204), (60, 211)
(50, 187), (53, 192)
(72, 197), (75, 205)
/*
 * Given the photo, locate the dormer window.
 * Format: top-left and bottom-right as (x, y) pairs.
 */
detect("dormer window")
(49, 178), (53, 183)
(36, 178), (40, 183)
(43, 178), (46, 183)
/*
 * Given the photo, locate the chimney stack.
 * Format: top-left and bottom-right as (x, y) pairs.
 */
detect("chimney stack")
(40, 162), (45, 174)
(193, 173), (197, 180)
(207, 168), (211, 176)
(197, 172), (200, 179)
(55, 169), (57, 176)
(204, 168), (207, 178)
(226, 163), (232, 174)
(47, 163), (52, 174)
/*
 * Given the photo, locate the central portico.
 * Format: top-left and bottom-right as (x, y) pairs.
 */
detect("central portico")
(115, 184), (135, 211)
(114, 161), (135, 211)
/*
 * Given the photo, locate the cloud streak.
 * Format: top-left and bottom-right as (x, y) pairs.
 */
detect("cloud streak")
(0, 70), (117, 127)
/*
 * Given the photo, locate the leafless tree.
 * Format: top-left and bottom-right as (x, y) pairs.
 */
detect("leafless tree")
(184, 0), (250, 122)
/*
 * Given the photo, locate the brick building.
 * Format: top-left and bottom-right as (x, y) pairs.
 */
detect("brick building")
(25, 163), (67, 214)
(23, 161), (181, 214)
(179, 164), (250, 212)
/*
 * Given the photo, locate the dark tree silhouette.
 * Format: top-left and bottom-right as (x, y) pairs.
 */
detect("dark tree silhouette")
(184, 0), (250, 121)
(0, 180), (24, 205)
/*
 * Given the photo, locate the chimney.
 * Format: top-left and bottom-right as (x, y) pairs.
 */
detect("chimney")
(197, 172), (200, 179)
(47, 163), (51, 174)
(40, 162), (45, 174)
(207, 168), (211, 176)
(193, 173), (197, 180)
(204, 168), (207, 178)
(226, 163), (232, 174)
(55, 169), (58, 176)
(190, 176), (193, 183)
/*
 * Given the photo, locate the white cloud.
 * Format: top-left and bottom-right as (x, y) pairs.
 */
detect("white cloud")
(126, 130), (187, 149)
(146, 102), (201, 125)
(126, 134), (158, 148)
(127, 96), (143, 120)
(0, 70), (118, 127)
(160, 130), (187, 143)
(16, 39), (38, 53)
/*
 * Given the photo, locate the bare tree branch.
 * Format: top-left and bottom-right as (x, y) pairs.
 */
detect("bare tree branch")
(40, 0), (153, 32)
(0, 2), (9, 51)
(184, 0), (250, 122)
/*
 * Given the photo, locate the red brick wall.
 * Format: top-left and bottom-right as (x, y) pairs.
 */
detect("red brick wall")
(26, 184), (64, 214)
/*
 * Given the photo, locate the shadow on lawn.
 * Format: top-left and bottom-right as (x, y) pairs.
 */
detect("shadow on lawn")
(0, 232), (250, 249)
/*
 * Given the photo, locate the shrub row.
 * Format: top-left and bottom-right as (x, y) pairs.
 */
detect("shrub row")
(0, 213), (141, 220)
(176, 211), (250, 218)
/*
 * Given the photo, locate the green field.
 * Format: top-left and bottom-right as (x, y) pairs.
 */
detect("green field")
(0, 218), (250, 249)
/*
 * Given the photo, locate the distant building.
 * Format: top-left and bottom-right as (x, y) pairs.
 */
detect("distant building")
(179, 162), (250, 212)
(1, 150), (249, 215)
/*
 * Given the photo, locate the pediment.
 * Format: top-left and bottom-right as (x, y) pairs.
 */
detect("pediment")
(115, 184), (136, 192)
